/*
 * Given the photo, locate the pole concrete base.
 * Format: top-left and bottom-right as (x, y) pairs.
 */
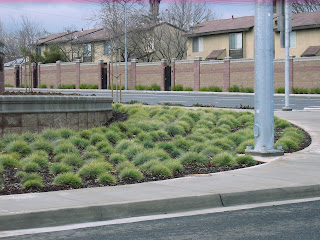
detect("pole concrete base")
(245, 149), (284, 157)
(282, 107), (292, 111)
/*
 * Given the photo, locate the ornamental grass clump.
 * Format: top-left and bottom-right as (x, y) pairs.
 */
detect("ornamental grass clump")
(53, 142), (78, 155)
(275, 117), (291, 128)
(274, 137), (299, 151)
(105, 132), (121, 145)
(133, 150), (156, 166)
(0, 153), (21, 169)
(40, 129), (60, 142)
(5, 140), (33, 157)
(98, 173), (116, 184)
(83, 151), (104, 161)
(22, 132), (38, 143)
(23, 173), (42, 182)
(179, 116), (195, 127)
(236, 155), (257, 166)
(23, 179), (44, 189)
(32, 140), (54, 154)
(79, 130), (92, 140)
(149, 163), (172, 177)
(155, 130), (171, 140)
(173, 136), (191, 151)
(70, 137), (90, 150)
(137, 132), (153, 142)
(186, 134), (206, 143)
(116, 161), (135, 172)
(156, 142), (176, 155)
(201, 146), (223, 158)
(163, 159), (184, 172)
(123, 144), (144, 160)
(119, 167), (143, 181)
(210, 139), (233, 151)
(109, 153), (127, 164)
(58, 128), (75, 139)
(1, 133), (20, 146)
(54, 172), (82, 188)
(212, 152), (237, 167)
(23, 153), (49, 167)
(23, 162), (41, 172)
(96, 141), (114, 155)
(89, 133), (106, 145)
(139, 159), (161, 172)
(77, 161), (113, 179)
(176, 121), (191, 132)
(179, 152), (209, 165)
(115, 140), (133, 152)
(236, 139), (255, 154)
(50, 163), (73, 175)
(61, 153), (84, 168)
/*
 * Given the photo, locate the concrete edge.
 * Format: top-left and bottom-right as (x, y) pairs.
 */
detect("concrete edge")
(1, 184), (320, 231)
(6, 87), (320, 98)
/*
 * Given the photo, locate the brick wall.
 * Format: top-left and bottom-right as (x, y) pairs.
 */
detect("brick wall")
(200, 61), (225, 88)
(136, 62), (162, 87)
(175, 61), (194, 88)
(3, 57), (320, 91)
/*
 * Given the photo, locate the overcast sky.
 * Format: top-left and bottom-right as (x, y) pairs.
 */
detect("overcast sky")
(0, 1), (255, 34)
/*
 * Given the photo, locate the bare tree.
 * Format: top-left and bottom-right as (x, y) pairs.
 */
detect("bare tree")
(292, 0), (320, 13)
(149, 0), (161, 22)
(160, 0), (215, 31)
(1, 15), (47, 62)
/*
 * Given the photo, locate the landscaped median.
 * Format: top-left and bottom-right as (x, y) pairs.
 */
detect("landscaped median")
(0, 104), (310, 195)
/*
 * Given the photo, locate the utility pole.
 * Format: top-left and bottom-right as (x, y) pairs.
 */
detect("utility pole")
(246, 0), (284, 157)
(125, 1), (128, 90)
(283, 0), (292, 111)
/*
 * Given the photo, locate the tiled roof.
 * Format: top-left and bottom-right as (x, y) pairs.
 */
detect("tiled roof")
(206, 49), (226, 60)
(46, 28), (103, 44)
(301, 45), (320, 57)
(291, 11), (320, 30)
(186, 16), (255, 36)
(187, 11), (320, 37)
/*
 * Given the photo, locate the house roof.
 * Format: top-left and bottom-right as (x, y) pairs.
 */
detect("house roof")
(301, 45), (320, 57)
(187, 11), (320, 37)
(186, 16), (255, 37)
(37, 22), (184, 46)
(291, 11), (320, 30)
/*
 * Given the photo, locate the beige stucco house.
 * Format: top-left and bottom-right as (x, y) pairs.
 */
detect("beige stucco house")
(186, 11), (320, 60)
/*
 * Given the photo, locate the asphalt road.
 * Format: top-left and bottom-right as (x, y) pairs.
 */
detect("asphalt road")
(13, 88), (320, 110)
(4, 200), (320, 240)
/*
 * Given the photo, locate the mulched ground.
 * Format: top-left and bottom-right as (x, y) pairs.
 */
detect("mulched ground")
(0, 97), (312, 195)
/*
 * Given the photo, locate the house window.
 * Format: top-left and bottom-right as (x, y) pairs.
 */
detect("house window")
(36, 47), (41, 56)
(193, 37), (203, 52)
(290, 31), (296, 48)
(83, 43), (92, 62)
(104, 41), (111, 55)
(229, 33), (242, 50)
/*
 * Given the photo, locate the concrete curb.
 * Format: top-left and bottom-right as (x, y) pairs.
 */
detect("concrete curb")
(1, 184), (320, 231)
(5, 87), (320, 98)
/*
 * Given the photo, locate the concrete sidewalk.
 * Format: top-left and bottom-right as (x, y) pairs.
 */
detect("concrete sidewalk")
(0, 111), (319, 232)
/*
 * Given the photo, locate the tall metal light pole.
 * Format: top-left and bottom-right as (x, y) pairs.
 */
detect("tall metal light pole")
(246, 0), (284, 157)
(125, 1), (128, 90)
(283, 0), (292, 111)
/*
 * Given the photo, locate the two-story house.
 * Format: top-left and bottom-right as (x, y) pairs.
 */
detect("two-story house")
(186, 11), (320, 60)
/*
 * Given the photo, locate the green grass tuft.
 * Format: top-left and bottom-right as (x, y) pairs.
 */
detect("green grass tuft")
(119, 167), (143, 180)
(5, 140), (33, 157)
(98, 173), (116, 184)
(78, 161), (113, 179)
(54, 172), (82, 187)
(212, 152), (237, 167)
(179, 152), (209, 165)
(50, 163), (73, 175)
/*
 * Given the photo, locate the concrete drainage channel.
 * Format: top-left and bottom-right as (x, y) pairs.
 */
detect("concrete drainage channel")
(0, 95), (113, 136)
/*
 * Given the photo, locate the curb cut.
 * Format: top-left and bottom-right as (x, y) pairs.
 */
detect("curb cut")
(1, 184), (320, 231)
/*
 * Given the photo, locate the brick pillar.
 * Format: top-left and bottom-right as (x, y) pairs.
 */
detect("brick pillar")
(56, 60), (61, 88)
(223, 57), (231, 92)
(161, 59), (167, 91)
(107, 61), (111, 89)
(14, 64), (20, 88)
(37, 63), (42, 86)
(0, 42), (4, 92)
(76, 59), (81, 89)
(98, 60), (104, 89)
(32, 63), (37, 88)
(131, 59), (138, 90)
(20, 64), (23, 86)
(194, 57), (201, 91)
(289, 55), (295, 94)
(171, 58), (176, 88)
